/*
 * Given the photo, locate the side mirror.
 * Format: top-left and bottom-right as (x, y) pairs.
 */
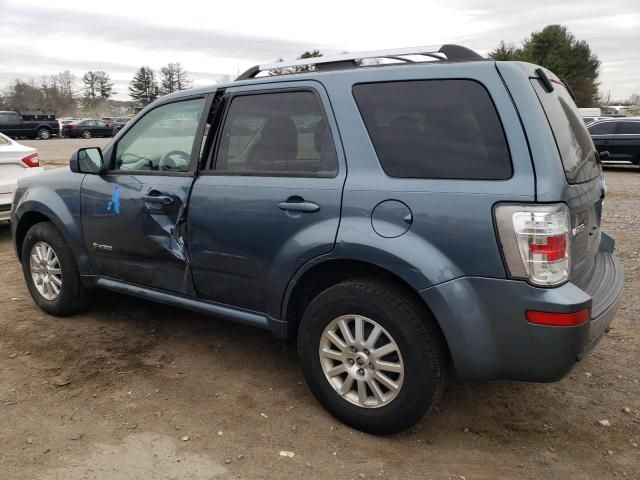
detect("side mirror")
(598, 150), (610, 160)
(70, 147), (105, 174)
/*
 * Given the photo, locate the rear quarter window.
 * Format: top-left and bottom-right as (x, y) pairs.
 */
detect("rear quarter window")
(531, 79), (600, 184)
(352, 79), (512, 180)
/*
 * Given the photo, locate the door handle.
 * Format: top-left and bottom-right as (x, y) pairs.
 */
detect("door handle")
(278, 199), (320, 213)
(143, 194), (174, 205)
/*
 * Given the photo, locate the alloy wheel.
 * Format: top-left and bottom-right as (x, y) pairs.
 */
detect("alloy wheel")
(319, 314), (404, 408)
(29, 241), (62, 300)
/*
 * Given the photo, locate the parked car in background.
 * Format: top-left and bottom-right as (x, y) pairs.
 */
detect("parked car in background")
(10, 45), (624, 435)
(62, 119), (115, 139)
(588, 118), (640, 165)
(578, 107), (602, 118)
(112, 117), (130, 133)
(582, 116), (608, 125)
(0, 133), (43, 221)
(0, 111), (59, 140)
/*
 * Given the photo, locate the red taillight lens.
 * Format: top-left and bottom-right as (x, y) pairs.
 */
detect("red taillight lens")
(21, 152), (40, 167)
(70, 124), (77, 129)
(494, 204), (570, 286)
(526, 308), (590, 327)
(529, 234), (567, 262)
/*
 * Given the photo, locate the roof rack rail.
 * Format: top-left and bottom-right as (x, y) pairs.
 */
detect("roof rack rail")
(236, 44), (483, 80)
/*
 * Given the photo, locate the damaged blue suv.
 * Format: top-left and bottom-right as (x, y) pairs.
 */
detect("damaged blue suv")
(11, 45), (624, 434)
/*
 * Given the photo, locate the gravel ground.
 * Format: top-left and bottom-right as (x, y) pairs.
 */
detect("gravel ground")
(0, 165), (638, 480)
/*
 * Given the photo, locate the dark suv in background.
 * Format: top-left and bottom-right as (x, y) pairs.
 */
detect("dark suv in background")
(11, 45), (624, 434)
(589, 118), (640, 166)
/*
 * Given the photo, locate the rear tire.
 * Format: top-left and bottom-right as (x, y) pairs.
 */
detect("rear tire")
(298, 278), (446, 435)
(81, 129), (91, 139)
(21, 222), (91, 316)
(37, 128), (51, 140)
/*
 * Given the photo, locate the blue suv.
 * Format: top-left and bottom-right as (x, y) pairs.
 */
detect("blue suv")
(11, 45), (624, 434)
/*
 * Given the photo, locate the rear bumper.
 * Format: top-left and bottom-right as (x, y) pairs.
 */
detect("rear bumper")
(0, 196), (11, 221)
(420, 251), (623, 382)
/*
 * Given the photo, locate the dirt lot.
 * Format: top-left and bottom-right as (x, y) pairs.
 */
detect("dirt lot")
(1, 161), (639, 479)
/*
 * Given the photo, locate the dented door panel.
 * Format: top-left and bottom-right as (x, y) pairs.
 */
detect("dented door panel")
(80, 173), (196, 295)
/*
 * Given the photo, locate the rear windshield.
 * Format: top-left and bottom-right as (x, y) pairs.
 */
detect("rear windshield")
(352, 80), (512, 180)
(531, 79), (600, 184)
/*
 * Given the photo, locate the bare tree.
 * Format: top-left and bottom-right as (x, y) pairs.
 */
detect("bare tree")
(216, 74), (233, 84)
(159, 62), (192, 95)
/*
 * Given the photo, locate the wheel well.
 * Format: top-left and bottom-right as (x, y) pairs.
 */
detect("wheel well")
(14, 211), (51, 259)
(285, 260), (449, 354)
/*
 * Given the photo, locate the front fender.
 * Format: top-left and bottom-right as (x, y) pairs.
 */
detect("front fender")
(13, 179), (93, 275)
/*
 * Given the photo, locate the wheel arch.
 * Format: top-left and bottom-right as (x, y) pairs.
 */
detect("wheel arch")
(13, 200), (93, 276)
(282, 258), (450, 359)
(13, 210), (51, 258)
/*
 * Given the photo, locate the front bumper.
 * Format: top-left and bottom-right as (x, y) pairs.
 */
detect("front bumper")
(420, 251), (623, 382)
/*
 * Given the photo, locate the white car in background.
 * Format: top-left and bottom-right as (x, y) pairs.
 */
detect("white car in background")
(0, 133), (44, 221)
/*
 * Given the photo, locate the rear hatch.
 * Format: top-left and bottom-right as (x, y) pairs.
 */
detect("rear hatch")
(529, 71), (603, 288)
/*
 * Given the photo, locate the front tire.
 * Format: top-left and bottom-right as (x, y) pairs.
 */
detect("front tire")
(298, 279), (446, 435)
(21, 222), (91, 316)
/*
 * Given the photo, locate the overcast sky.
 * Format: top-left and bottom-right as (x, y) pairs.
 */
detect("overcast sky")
(1, 0), (638, 101)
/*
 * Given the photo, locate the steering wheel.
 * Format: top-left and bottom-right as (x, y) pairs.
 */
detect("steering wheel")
(159, 150), (190, 172)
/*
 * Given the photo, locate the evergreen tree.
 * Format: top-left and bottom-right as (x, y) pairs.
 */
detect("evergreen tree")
(269, 49), (323, 75)
(159, 62), (192, 95)
(489, 41), (520, 61)
(129, 66), (158, 106)
(490, 25), (600, 107)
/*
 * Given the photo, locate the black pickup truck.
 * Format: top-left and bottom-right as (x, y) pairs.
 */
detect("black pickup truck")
(0, 111), (60, 140)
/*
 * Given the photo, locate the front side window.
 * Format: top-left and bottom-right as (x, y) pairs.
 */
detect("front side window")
(588, 122), (616, 135)
(0, 134), (10, 145)
(353, 80), (512, 180)
(113, 98), (205, 172)
(214, 91), (338, 177)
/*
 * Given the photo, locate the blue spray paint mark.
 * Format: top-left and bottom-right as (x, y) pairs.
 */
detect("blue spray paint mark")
(106, 185), (120, 215)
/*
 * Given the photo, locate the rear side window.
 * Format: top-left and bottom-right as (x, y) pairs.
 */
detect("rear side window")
(531, 79), (600, 184)
(352, 80), (512, 180)
(617, 121), (640, 134)
(588, 122), (616, 135)
(214, 91), (338, 177)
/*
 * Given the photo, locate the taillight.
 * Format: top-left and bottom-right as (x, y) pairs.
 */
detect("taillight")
(70, 124), (77, 129)
(21, 152), (40, 168)
(494, 203), (570, 286)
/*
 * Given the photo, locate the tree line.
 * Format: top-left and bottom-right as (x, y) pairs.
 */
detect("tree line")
(0, 63), (193, 117)
(1, 26), (637, 116)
